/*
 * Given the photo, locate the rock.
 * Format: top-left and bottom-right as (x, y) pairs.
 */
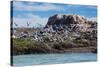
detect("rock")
(45, 14), (97, 33)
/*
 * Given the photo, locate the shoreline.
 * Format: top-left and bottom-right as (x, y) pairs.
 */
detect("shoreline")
(12, 47), (97, 56)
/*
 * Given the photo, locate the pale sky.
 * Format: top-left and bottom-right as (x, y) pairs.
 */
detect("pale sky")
(12, 1), (97, 28)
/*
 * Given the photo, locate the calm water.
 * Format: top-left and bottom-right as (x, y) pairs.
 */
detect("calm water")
(13, 53), (97, 67)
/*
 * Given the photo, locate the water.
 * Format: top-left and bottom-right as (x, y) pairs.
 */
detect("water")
(12, 53), (97, 67)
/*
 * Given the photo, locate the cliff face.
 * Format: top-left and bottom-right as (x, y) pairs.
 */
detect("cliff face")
(45, 14), (97, 33)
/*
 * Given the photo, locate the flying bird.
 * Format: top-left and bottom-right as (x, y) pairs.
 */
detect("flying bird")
(27, 22), (30, 27)
(14, 22), (18, 27)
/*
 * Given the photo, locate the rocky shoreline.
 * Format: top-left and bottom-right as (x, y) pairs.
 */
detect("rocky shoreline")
(13, 47), (97, 56)
(12, 38), (97, 55)
(13, 46), (97, 56)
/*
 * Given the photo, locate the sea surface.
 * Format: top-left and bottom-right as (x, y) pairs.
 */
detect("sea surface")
(12, 53), (97, 67)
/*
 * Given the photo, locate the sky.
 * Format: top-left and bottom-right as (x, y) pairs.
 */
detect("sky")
(12, 1), (97, 28)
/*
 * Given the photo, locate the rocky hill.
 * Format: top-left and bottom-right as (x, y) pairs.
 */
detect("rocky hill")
(12, 14), (97, 55)
(45, 14), (97, 33)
